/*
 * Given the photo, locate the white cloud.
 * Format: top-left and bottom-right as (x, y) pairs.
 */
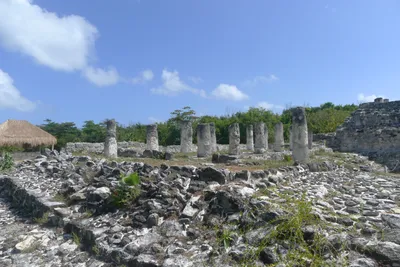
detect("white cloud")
(83, 66), (119, 87)
(151, 69), (206, 97)
(357, 93), (384, 103)
(132, 69), (154, 84)
(243, 74), (278, 87)
(0, 0), (98, 72)
(257, 101), (284, 111)
(0, 0), (121, 87)
(188, 76), (203, 84)
(211, 84), (249, 101)
(0, 69), (36, 112)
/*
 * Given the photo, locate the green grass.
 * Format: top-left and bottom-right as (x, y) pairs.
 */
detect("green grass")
(236, 191), (349, 266)
(33, 212), (49, 225)
(52, 193), (66, 203)
(72, 232), (81, 246)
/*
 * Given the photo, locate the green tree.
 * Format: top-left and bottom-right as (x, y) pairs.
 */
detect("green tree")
(40, 119), (81, 150)
(81, 120), (106, 142)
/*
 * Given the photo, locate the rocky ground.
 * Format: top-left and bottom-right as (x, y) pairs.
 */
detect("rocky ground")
(1, 147), (400, 267)
(0, 196), (107, 267)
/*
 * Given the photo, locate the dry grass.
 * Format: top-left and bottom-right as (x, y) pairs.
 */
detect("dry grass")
(0, 120), (57, 147)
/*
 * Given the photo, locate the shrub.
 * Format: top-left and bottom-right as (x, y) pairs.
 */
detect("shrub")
(283, 154), (292, 162)
(0, 152), (14, 171)
(123, 172), (140, 186)
(111, 173), (141, 208)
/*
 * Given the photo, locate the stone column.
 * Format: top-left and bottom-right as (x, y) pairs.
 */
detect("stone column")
(209, 122), (217, 153)
(292, 107), (309, 162)
(274, 122), (284, 152)
(254, 122), (266, 154)
(374, 97), (384, 103)
(146, 124), (159, 151)
(180, 121), (193, 153)
(228, 123), (240, 155)
(264, 124), (269, 150)
(197, 123), (212, 157)
(246, 124), (254, 151)
(289, 125), (293, 151)
(104, 119), (118, 158)
(308, 130), (313, 149)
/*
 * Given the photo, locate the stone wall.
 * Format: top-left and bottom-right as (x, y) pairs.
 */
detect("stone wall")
(330, 100), (400, 172)
(313, 133), (335, 144)
(64, 142), (248, 155)
(10, 152), (42, 161)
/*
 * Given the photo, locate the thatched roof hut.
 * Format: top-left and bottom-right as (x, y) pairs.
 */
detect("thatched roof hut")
(0, 120), (57, 147)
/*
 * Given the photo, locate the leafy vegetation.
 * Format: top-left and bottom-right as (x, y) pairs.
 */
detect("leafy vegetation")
(37, 102), (358, 150)
(235, 191), (349, 266)
(33, 212), (49, 225)
(111, 173), (141, 208)
(72, 232), (81, 246)
(0, 152), (14, 171)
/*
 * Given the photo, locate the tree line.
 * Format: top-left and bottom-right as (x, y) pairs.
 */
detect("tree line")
(39, 103), (358, 150)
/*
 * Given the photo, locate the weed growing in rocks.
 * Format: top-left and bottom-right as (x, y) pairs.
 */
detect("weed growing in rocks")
(72, 232), (81, 246)
(111, 173), (141, 208)
(91, 244), (100, 256)
(283, 154), (292, 162)
(53, 193), (66, 203)
(33, 212), (49, 225)
(216, 228), (234, 251)
(0, 152), (14, 172)
(122, 172), (140, 186)
(240, 192), (346, 266)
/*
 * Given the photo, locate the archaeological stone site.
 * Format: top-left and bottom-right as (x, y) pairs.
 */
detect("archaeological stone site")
(0, 100), (400, 267)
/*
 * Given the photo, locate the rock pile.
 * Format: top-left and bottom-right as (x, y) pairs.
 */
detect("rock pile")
(1, 149), (400, 266)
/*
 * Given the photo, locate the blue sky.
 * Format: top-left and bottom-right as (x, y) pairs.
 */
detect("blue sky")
(0, 0), (399, 127)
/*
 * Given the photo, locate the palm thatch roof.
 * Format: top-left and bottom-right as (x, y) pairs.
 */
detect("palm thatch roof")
(0, 120), (57, 147)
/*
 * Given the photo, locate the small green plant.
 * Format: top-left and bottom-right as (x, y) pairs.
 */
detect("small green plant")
(0, 152), (14, 171)
(53, 193), (66, 203)
(122, 172), (140, 186)
(283, 154), (292, 162)
(33, 212), (49, 225)
(217, 229), (234, 250)
(72, 232), (81, 246)
(111, 173), (141, 208)
(242, 192), (343, 266)
(83, 210), (93, 218)
(92, 244), (100, 256)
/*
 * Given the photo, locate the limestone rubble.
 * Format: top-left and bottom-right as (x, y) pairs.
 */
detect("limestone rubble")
(1, 146), (400, 266)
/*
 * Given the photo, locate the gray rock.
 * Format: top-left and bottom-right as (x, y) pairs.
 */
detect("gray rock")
(197, 167), (228, 184)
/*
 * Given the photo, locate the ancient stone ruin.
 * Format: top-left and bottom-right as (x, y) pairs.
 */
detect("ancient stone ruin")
(246, 124), (254, 151)
(146, 124), (159, 151)
(330, 98), (400, 172)
(291, 107), (309, 162)
(180, 121), (193, 153)
(228, 123), (240, 155)
(103, 119), (117, 158)
(274, 122), (284, 152)
(308, 129), (313, 149)
(2, 103), (400, 266)
(254, 122), (267, 154)
(209, 122), (217, 153)
(197, 123), (212, 157)
(264, 124), (269, 151)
